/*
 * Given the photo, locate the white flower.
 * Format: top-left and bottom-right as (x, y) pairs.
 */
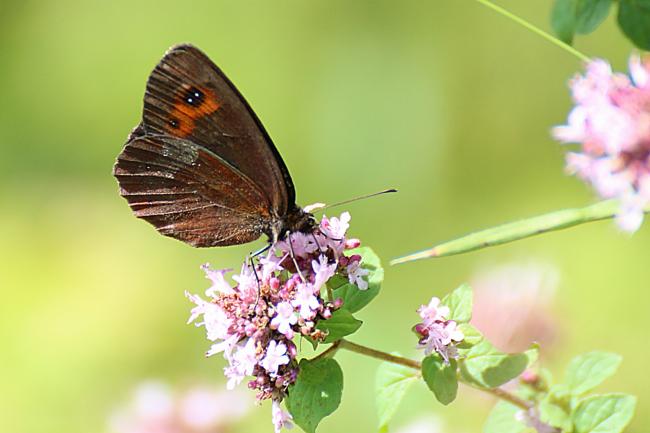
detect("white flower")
(201, 264), (234, 297)
(185, 291), (232, 342)
(347, 260), (369, 290)
(418, 320), (464, 363)
(259, 252), (284, 280)
(224, 339), (258, 389)
(417, 297), (450, 326)
(320, 212), (351, 239)
(272, 400), (294, 433)
(291, 283), (320, 320)
(312, 255), (336, 291)
(260, 340), (289, 375)
(271, 302), (298, 338)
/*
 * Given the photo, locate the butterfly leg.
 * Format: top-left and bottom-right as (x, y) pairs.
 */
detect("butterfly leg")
(251, 243), (271, 258)
(287, 230), (306, 283)
(246, 254), (263, 313)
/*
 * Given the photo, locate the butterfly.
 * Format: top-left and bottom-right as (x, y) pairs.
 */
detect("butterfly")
(113, 44), (315, 248)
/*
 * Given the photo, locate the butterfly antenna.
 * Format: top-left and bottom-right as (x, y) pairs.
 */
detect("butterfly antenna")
(304, 188), (397, 213)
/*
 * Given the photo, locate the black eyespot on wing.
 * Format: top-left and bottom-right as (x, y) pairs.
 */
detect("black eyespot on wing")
(184, 87), (204, 107)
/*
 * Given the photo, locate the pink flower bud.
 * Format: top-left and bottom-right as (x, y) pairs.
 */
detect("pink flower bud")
(333, 298), (344, 309)
(245, 323), (257, 336)
(520, 369), (539, 384)
(414, 323), (428, 336)
(345, 238), (361, 249)
(270, 277), (280, 290)
(321, 308), (332, 319)
(286, 341), (297, 358)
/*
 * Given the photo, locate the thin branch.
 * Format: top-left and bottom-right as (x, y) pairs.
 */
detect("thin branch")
(336, 339), (530, 411)
(391, 200), (622, 264)
(474, 0), (590, 62)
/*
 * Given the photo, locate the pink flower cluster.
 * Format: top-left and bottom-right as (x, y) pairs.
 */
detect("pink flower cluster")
(470, 262), (558, 353)
(108, 381), (250, 433)
(553, 55), (650, 232)
(414, 297), (464, 363)
(185, 212), (367, 432)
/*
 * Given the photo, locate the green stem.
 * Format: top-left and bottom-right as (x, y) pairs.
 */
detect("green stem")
(391, 199), (622, 264)
(474, 0), (590, 62)
(335, 339), (530, 411)
(338, 339), (422, 370)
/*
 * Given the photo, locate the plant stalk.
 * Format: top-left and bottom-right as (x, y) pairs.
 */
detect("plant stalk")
(391, 199), (623, 264)
(473, 0), (590, 62)
(335, 339), (530, 410)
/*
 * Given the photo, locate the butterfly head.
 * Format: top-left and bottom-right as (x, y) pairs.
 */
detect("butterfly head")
(268, 206), (316, 244)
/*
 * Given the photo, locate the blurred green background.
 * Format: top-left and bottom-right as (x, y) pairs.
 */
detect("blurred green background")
(1, 1), (648, 432)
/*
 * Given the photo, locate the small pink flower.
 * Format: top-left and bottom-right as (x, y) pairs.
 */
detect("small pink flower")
(291, 283), (320, 320)
(206, 334), (239, 358)
(260, 340), (290, 375)
(185, 291), (232, 342)
(418, 320), (464, 362)
(345, 238), (361, 249)
(312, 255), (336, 290)
(346, 258), (369, 290)
(260, 253), (285, 280)
(277, 232), (318, 258)
(232, 263), (258, 300)
(224, 339), (258, 389)
(415, 296), (463, 363)
(417, 297), (450, 326)
(271, 302), (298, 338)
(320, 212), (351, 239)
(554, 54), (650, 232)
(272, 400), (294, 433)
(201, 263), (234, 296)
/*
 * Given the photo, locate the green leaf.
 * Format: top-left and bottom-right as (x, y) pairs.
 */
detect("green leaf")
(565, 351), (622, 396)
(459, 340), (529, 388)
(484, 401), (532, 433)
(551, 0), (578, 44)
(422, 356), (458, 405)
(441, 283), (473, 323)
(575, 0), (612, 34)
(375, 357), (418, 430)
(325, 274), (348, 291)
(551, 0), (611, 42)
(524, 343), (540, 367)
(316, 309), (362, 343)
(618, 0), (650, 50)
(573, 394), (636, 433)
(286, 358), (344, 433)
(331, 246), (383, 313)
(457, 323), (483, 349)
(539, 390), (573, 432)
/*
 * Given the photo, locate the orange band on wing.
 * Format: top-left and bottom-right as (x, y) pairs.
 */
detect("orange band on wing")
(166, 86), (221, 137)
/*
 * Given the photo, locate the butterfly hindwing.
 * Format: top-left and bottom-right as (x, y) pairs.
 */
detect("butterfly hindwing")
(114, 134), (268, 247)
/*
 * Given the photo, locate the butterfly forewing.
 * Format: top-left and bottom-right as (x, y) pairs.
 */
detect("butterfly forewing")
(114, 44), (311, 247)
(141, 44), (294, 216)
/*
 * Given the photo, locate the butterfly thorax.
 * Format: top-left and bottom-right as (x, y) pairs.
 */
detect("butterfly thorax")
(267, 206), (316, 244)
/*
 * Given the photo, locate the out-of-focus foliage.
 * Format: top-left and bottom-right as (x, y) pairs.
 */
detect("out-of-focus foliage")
(1, 1), (648, 432)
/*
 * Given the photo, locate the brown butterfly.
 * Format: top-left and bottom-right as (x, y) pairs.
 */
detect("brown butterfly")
(113, 44), (314, 247)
